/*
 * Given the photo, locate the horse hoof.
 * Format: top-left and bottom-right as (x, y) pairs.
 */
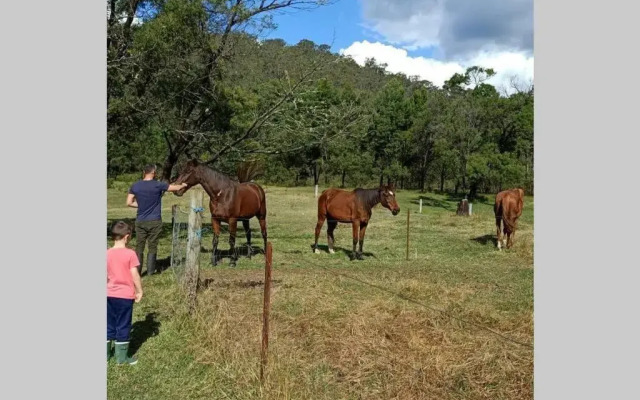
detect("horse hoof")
(328, 249), (335, 254)
(314, 248), (320, 254)
(356, 254), (364, 260)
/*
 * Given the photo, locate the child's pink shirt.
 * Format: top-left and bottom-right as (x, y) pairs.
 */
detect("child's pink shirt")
(107, 248), (140, 299)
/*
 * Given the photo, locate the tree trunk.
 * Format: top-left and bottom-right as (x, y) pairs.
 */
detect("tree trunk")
(379, 174), (384, 186)
(440, 166), (446, 192)
(161, 152), (180, 182)
(468, 182), (479, 201)
(313, 162), (319, 186)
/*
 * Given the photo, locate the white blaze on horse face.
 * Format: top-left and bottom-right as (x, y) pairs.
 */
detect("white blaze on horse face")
(389, 191), (394, 196)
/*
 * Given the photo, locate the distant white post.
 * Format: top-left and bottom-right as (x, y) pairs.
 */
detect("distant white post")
(419, 199), (423, 213)
(314, 185), (319, 198)
(469, 203), (473, 215)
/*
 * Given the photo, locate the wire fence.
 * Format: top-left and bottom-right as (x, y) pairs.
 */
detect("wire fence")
(170, 205), (260, 274)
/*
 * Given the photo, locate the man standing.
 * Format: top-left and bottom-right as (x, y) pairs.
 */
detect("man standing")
(127, 164), (187, 276)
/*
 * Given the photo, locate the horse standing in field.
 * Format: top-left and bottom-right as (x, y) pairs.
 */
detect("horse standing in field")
(494, 188), (524, 250)
(312, 185), (400, 260)
(172, 159), (267, 267)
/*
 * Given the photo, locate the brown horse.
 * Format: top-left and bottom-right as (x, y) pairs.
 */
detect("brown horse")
(312, 185), (400, 260)
(494, 188), (524, 250)
(172, 159), (267, 267)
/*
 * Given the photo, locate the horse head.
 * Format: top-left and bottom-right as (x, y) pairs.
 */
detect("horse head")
(379, 184), (400, 216)
(171, 159), (201, 196)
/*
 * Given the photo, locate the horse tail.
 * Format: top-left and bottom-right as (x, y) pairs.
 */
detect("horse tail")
(317, 190), (328, 219)
(236, 160), (265, 183)
(258, 185), (267, 218)
(494, 197), (503, 233)
(503, 215), (516, 234)
(501, 199), (518, 234)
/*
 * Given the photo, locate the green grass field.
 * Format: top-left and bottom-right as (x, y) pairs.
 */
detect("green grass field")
(107, 185), (533, 400)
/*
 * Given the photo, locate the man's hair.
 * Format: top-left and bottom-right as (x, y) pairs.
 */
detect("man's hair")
(143, 164), (157, 175)
(111, 221), (132, 240)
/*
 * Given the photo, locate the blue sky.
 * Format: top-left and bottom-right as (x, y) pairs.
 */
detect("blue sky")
(263, 1), (436, 58)
(129, 0), (532, 93)
(260, 0), (533, 93)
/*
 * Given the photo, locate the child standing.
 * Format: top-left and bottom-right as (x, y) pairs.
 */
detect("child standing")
(107, 221), (143, 365)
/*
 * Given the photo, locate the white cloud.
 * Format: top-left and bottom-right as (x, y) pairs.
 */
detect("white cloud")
(467, 50), (534, 93)
(339, 40), (533, 95)
(339, 41), (463, 88)
(360, 0), (532, 60)
(362, 7), (444, 50)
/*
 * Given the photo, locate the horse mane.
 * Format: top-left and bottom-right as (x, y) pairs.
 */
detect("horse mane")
(197, 163), (236, 189)
(354, 188), (380, 211)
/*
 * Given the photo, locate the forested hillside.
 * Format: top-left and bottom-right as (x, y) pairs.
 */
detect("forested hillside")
(108, 0), (533, 197)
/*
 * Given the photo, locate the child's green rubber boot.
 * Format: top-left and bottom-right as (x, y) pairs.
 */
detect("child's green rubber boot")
(114, 341), (138, 365)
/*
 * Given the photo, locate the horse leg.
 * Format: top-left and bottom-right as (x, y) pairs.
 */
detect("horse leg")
(258, 218), (267, 258)
(496, 217), (503, 250)
(357, 223), (368, 260)
(507, 227), (516, 249)
(350, 221), (360, 261)
(313, 215), (326, 254)
(228, 218), (238, 267)
(242, 219), (252, 259)
(211, 218), (221, 266)
(327, 221), (337, 254)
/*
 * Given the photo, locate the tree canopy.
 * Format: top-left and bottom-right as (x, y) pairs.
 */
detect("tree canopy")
(107, 0), (534, 197)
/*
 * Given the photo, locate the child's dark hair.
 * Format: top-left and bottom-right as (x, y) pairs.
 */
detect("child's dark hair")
(111, 221), (132, 240)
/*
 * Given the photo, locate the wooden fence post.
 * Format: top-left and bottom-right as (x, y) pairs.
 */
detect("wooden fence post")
(184, 189), (204, 315)
(170, 204), (178, 269)
(419, 198), (423, 213)
(406, 209), (410, 261)
(260, 242), (273, 383)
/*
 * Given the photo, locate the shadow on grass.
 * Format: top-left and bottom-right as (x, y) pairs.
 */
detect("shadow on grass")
(129, 313), (161, 356)
(471, 234), (497, 247)
(410, 195), (456, 211)
(198, 278), (283, 291)
(310, 244), (377, 259)
(444, 193), (490, 204)
(199, 244), (265, 266)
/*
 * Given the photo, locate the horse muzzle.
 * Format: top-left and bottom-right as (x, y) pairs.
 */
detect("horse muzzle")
(391, 209), (400, 216)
